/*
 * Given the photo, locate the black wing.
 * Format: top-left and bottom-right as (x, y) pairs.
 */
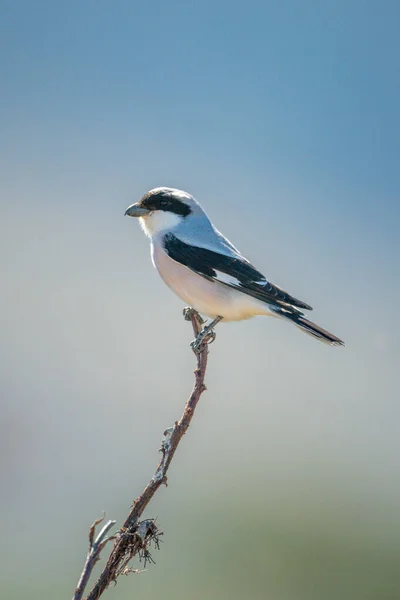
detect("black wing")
(163, 233), (312, 311)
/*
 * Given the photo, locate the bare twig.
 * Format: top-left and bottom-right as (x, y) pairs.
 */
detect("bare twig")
(73, 517), (116, 600)
(72, 309), (212, 600)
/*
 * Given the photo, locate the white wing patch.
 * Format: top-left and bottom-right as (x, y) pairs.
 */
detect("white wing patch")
(213, 270), (267, 288)
(213, 270), (242, 287)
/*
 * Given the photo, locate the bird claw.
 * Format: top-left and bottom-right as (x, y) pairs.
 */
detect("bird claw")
(184, 310), (222, 354)
(183, 307), (195, 321)
(183, 307), (205, 324)
(190, 328), (217, 354)
(190, 338), (205, 354)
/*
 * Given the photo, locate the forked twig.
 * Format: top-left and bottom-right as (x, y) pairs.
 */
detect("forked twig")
(73, 517), (116, 600)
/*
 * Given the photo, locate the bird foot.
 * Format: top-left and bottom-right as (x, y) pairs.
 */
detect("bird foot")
(183, 307), (205, 334)
(190, 328), (217, 354)
(183, 307), (203, 323)
(183, 309), (222, 354)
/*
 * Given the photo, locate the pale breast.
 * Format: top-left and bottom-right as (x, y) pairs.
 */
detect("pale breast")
(151, 243), (272, 321)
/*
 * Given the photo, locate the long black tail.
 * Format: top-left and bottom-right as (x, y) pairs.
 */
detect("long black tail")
(276, 310), (344, 346)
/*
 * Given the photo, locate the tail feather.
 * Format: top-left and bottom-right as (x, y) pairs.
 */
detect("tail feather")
(274, 309), (344, 346)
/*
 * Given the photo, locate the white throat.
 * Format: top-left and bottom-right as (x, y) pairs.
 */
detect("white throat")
(139, 210), (183, 238)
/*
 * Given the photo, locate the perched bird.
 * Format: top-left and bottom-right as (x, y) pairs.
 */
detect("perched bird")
(125, 187), (344, 351)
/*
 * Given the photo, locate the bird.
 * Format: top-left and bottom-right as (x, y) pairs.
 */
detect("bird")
(125, 187), (344, 351)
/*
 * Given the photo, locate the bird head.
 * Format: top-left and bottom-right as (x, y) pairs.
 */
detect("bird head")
(125, 187), (200, 237)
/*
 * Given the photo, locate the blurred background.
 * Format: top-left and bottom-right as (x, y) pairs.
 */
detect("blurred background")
(1, 1), (400, 599)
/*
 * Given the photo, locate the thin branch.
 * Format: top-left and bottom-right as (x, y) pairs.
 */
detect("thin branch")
(72, 309), (212, 600)
(73, 517), (116, 600)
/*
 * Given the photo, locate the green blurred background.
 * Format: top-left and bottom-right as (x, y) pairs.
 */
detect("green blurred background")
(1, 2), (400, 599)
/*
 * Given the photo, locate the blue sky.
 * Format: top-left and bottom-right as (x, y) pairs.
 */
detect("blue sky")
(2, 1), (399, 195)
(1, 2), (400, 599)
(1, 2), (399, 253)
